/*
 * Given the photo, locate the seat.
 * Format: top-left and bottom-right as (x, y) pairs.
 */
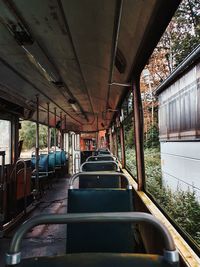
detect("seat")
(67, 188), (136, 253)
(80, 161), (119, 172)
(79, 161), (120, 188)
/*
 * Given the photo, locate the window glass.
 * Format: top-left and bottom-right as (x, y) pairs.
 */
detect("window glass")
(141, 0), (200, 247)
(19, 121), (48, 158)
(123, 115), (137, 179)
(0, 120), (11, 164)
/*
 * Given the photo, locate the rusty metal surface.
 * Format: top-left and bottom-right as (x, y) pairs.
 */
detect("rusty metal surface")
(0, 0), (180, 131)
(0, 178), (69, 266)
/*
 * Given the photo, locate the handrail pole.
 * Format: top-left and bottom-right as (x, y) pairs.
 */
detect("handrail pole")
(47, 103), (50, 155)
(35, 95), (40, 194)
(0, 151), (6, 235)
(54, 107), (57, 153)
(60, 112), (63, 149)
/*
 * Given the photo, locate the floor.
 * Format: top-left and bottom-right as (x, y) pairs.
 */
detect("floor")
(0, 177), (69, 266)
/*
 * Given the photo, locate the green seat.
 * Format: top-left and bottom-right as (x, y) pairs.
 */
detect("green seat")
(18, 253), (176, 267)
(81, 161), (118, 172)
(67, 189), (136, 253)
(79, 174), (121, 188)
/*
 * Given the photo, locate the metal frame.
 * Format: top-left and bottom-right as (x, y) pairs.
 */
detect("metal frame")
(69, 171), (132, 189)
(35, 95), (40, 193)
(6, 212), (179, 265)
(47, 103), (50, 155)
(132, 78), (145, 191)
(120, 124), (125, 168)
(0, 151), (6, 236)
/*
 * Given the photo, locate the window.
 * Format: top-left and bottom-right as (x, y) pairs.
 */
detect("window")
(0, 120), (11, 164)
(19, 121), (48, 158)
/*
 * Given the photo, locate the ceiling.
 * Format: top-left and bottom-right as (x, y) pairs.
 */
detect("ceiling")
(0, 0), (181, 131)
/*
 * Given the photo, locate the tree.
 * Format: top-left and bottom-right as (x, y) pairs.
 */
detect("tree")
(19, 121), (48, 150)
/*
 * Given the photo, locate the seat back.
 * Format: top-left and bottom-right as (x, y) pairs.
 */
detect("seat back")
(31, 154), (48, 172)
(38, 154), (48, 172)
(61, 150), (67, 165)
(48, 152), (56, 171)
(79, 174), (121, 188)
(81, 161), (119, 172)
(67, 189), (136, 253)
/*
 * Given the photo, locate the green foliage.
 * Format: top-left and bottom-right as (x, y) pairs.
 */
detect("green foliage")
(172, 0), (200, 66)
(125, 147), (200, 246)
(19, 121), (48, 150)
(144, 125), (159, 148)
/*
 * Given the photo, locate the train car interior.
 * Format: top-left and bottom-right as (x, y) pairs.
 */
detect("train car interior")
(0, 1), (199, 267)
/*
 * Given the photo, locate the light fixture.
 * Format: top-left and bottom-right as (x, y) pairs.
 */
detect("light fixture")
(22, 42), (60, 83)
(109, 82), (131, 87)
(0, 3), (61, 84)
(68, 99), (78, 112)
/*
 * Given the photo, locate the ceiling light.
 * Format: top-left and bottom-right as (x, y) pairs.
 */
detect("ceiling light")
(22, 42), (60, 83)
(68, 99), (78, 112)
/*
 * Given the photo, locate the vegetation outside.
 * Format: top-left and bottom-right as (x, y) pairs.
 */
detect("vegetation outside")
(19, 121), (48, 150)
(124, 125), (200, 247)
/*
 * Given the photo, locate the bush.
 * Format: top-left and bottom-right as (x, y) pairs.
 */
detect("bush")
(145, 125), (159, 148)
(125, 146), (200, 246)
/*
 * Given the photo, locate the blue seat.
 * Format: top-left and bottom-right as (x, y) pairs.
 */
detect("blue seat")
(67, 188), (136, 253)
(81, 161), (119, 172)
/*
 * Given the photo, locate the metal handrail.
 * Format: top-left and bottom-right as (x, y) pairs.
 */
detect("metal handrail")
(73, 152), (80, 174)
(6, 212), (179, 265)
(0, 151), (5, 220)
(80, 160), (120, 172)
(69, 171), (132, 189)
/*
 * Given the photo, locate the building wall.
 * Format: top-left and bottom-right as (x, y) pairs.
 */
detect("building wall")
(161, 141), (200, 200)
(158, 60), (200, 200)
(158, 62), (200, 140)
